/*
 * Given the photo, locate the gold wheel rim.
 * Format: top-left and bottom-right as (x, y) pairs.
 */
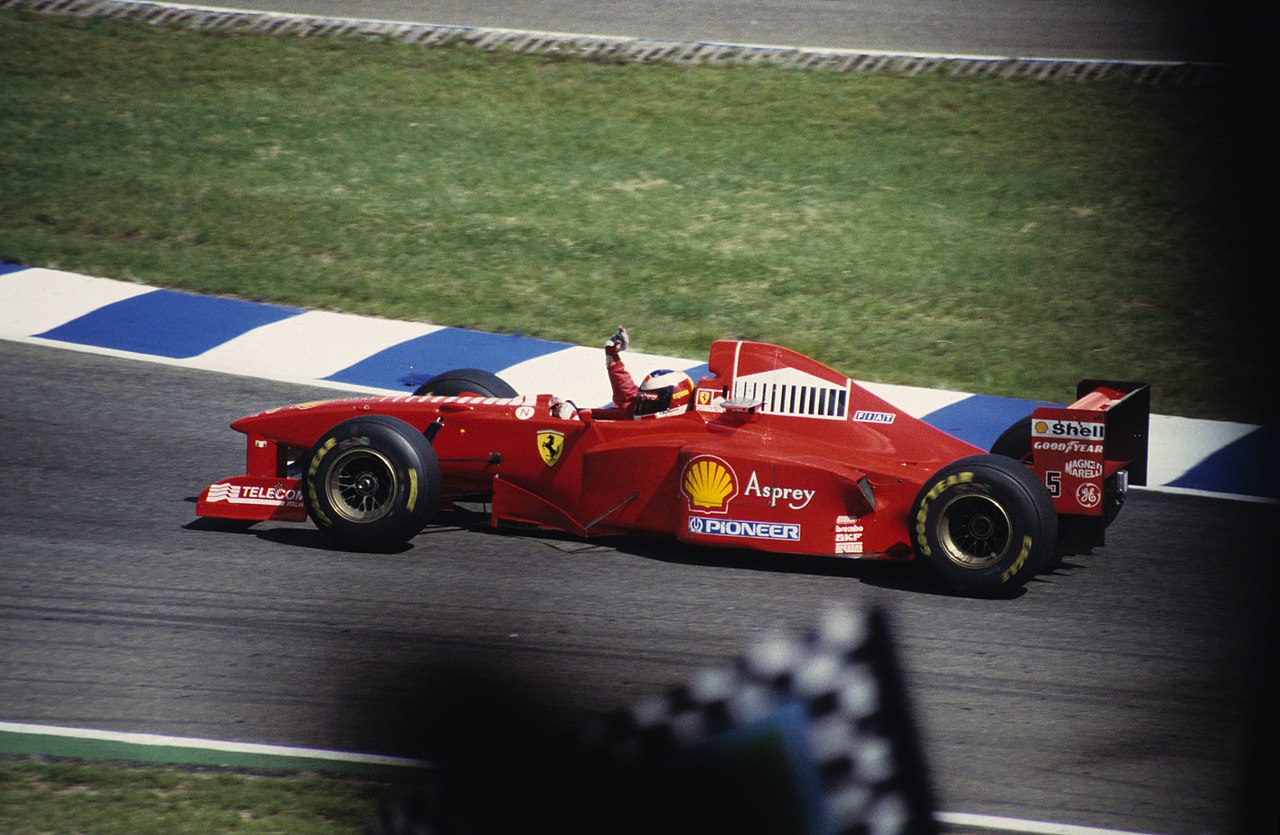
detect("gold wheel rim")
(937, 493), (1012, 570)
(325, 447), (397, 524)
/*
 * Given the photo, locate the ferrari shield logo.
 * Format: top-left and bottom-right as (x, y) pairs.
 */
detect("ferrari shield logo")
(537, 430), (565, 467)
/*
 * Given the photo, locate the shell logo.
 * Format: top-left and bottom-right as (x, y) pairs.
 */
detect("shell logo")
(681, 456), (738, 513)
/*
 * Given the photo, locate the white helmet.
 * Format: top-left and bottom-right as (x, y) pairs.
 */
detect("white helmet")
(635, 370), (695, 418)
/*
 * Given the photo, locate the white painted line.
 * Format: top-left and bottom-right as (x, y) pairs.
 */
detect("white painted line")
(0, 720), (430, 768)
(1, 723), (1166, 834)
(935, 811), (1165, 835)
(1142, 483), (1277, 504)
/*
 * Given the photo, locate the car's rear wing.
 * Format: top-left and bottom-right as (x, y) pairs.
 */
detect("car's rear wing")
(1030, 380), (1150, 518)
(1076, 379), (1150, 486)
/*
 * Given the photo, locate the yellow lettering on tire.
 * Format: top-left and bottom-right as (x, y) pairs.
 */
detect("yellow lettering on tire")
(306, 438), (338, 527)
(1000, 535), (1033, 583)
(915, 506), (931, 556)
(308, 438), (336, 478)
(916, 471), (976, 558)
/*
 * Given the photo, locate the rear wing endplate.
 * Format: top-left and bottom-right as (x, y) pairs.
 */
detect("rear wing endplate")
(1075, 379), (1150, 486)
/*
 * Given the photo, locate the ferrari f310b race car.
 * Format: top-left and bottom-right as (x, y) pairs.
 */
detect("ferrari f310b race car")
(197, 340), (1149, 596)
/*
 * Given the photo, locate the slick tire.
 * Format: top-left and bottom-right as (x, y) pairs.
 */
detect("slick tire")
(990, 416), (1033, 464)
(911, 454), (1057, 597)
(304, 416), (441, 548)
(413, 368), (517, 398)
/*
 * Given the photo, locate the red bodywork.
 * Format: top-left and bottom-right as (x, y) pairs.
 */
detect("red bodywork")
(197, 340), (1148, 560)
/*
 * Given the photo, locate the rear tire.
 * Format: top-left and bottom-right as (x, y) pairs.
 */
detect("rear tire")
(990, 416), (1033, 464)
(304, 416), (441, 548)
(911, 454), (1057, 596)
(412, 368), (517, 398)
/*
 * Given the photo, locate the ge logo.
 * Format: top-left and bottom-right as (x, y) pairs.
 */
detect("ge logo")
(1076, 483), (1102, 509)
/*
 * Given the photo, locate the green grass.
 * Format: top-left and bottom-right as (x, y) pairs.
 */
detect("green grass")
(0, 759), (402, 834)
(0, 12), (1258, 421)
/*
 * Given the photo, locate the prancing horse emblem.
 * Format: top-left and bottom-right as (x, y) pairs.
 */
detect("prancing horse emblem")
(537, 430), (565, 467)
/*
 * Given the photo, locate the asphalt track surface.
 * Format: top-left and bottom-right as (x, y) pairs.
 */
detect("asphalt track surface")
(1, 337), (1273, 833)
(208, 0), (1236, 63)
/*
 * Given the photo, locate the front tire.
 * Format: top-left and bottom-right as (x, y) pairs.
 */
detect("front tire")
(911, 454), (1057, 596)
(304, 416), (441, 548)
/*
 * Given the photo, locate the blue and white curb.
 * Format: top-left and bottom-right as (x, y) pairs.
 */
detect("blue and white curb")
(2, 264), (1272, 502)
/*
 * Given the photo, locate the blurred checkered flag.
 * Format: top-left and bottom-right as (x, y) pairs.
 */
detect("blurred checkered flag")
(581, 605), (938, 835)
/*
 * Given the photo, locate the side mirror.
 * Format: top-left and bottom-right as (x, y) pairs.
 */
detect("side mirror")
(721, 397), (765, 414)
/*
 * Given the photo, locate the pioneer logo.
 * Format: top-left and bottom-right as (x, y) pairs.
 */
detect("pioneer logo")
(688, 517), (800, 541)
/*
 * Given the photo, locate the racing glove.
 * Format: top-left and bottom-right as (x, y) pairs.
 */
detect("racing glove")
(604, 325), (630, 355)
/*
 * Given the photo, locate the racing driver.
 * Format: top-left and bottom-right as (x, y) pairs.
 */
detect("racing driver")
(580, 326), (695, 420)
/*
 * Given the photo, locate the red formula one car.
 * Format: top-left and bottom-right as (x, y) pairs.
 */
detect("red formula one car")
(197, 340), (1149, 596)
